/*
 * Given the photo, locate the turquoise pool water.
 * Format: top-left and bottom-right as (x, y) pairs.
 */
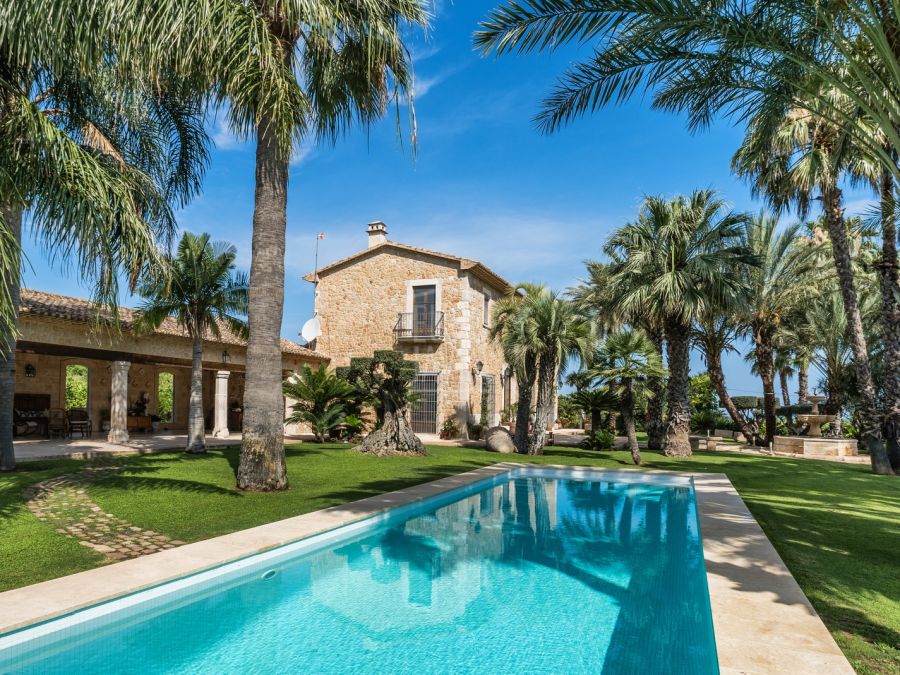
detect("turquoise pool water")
(1, 469), (718, 674)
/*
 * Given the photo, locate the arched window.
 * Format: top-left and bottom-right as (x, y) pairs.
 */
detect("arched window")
(157, 372), (174, 423)
(65, 364), (89, 410)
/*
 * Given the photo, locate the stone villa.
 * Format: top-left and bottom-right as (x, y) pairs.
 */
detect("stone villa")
(304, 221), (518, 436)
(11, 222), (526, 446)
(12, 289), (325, 443)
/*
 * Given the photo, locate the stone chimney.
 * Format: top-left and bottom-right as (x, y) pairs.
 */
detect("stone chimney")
(367, 221), (388, 248)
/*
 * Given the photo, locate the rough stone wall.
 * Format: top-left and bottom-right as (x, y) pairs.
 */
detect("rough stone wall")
(465, 276), (511, 428)
(314, 248), (511, 433)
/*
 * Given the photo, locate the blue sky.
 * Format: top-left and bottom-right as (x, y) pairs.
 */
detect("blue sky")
(22, 2), (876, 398)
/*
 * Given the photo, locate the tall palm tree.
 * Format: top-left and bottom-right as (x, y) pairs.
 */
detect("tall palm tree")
(693, 314), (758, 443)
(136, 232), (248, 453)
(491, 285), (540, 453)
(604, 191), (754, 456)
(734, 102), (893, 470)
(521, 289), (593, 453)
(732, 214), (819, 446)
(491, 284), (592, 454)
(589, 329), (666, 465)
(0, 32), (207, 471)
(214, 1), (427, 491)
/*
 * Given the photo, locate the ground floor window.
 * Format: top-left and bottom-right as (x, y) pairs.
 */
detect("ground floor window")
(65, 364), (88, 410)
(157, 372), (174, 422)
(480, 375), (496, 426)
(411, 372), (439, 434)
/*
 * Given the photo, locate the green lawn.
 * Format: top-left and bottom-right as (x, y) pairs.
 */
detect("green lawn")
(1, 444), (898, 674)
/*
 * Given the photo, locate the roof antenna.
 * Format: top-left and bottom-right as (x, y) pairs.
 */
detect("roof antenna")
(301, 232), (325, 345)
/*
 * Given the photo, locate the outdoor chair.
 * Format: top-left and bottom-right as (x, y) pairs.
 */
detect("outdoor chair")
(67, 408), (92, 438)
(47, 408), (68, 438)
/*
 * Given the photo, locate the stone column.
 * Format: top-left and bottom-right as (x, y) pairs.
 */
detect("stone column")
(107, 360), (130, 444)
(213, 370), (230, 438)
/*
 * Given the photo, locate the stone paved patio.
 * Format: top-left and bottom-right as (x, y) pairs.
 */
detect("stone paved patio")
(22, 466), (186, 561)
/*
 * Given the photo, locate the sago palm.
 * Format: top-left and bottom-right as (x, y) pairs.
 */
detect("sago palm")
(136, 232), (249, 453)
(604, 190), (754, 456)
(283, 365), (356, 443)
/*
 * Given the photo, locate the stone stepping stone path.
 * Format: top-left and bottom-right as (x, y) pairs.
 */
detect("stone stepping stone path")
(23, 466), (186, 561)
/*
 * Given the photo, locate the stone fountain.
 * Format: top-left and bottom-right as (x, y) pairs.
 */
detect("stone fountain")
(796, 395), (830, 437)
(773, 395), (858, 457)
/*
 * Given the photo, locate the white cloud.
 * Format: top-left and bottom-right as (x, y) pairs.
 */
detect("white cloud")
(290, 138), (318, 166)
(211, 118), (244, 151)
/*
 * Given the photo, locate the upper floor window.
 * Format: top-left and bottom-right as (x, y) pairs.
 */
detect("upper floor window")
(483, 293), (491, 327)
(413, 284), (437, 335)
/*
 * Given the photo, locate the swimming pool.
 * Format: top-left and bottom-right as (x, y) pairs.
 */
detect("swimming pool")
(0, 467), (718, 674)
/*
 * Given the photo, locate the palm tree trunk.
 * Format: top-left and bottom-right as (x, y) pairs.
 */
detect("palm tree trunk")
(236, 110), (290, 491)
(186, 331), (206, 453)
(622, 379), (640, 465)
(513, 355), (536, 453)
(527, 352), (556, 455)
(822, 185), (894, 474)
(0, 202), (22, 472)
(779, 370), (791, 407)
(590, 405), (602, 438)
(645, 330), (665, 451)
(663, 320), (692, 456)
(706, 345), (756, 444)
(797, 363), (809, 402)
(755, 327), (778, 447)
(877, 167), (900, 471)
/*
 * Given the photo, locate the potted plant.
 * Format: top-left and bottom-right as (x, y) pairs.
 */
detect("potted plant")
(150, 414), (162, 433)
(439, 418), (459, 440)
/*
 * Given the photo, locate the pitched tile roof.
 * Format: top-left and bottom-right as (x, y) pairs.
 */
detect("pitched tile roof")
(302, 241), (512, 293)
(19, 289), (326, 360)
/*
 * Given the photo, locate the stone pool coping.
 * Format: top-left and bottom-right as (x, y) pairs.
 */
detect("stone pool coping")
(0, 463), (853, 674)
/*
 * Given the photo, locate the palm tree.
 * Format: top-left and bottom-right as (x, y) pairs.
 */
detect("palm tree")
(491, 285), (540, 453)
(283, 365), (356, 443)
(0, 36), (207, 471)
(521, 287), (593, 454)
(136, 232), (248, 453)
(693, 314), (758, 444)
(604, 191), (754, 456)
(476, 0), (900, 476)
(573, 259), (667, 450)
(731, 214), (820, 446)
(589, 329), (666, 465)
(733, 102), (893, 470)
(215, 1), (427, 490)
(491, 284), (592, 454)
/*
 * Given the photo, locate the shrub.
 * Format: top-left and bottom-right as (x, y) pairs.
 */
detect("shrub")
(581, 429), (615, 451)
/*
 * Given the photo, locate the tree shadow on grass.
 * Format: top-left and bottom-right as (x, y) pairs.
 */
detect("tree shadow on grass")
(315, 461), (494, 506)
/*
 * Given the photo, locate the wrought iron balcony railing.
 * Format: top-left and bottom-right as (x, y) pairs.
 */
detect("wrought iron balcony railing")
(394, 311), (444, 341)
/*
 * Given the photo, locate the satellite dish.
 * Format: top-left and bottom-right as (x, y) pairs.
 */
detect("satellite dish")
(301, 317), (322, 343)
